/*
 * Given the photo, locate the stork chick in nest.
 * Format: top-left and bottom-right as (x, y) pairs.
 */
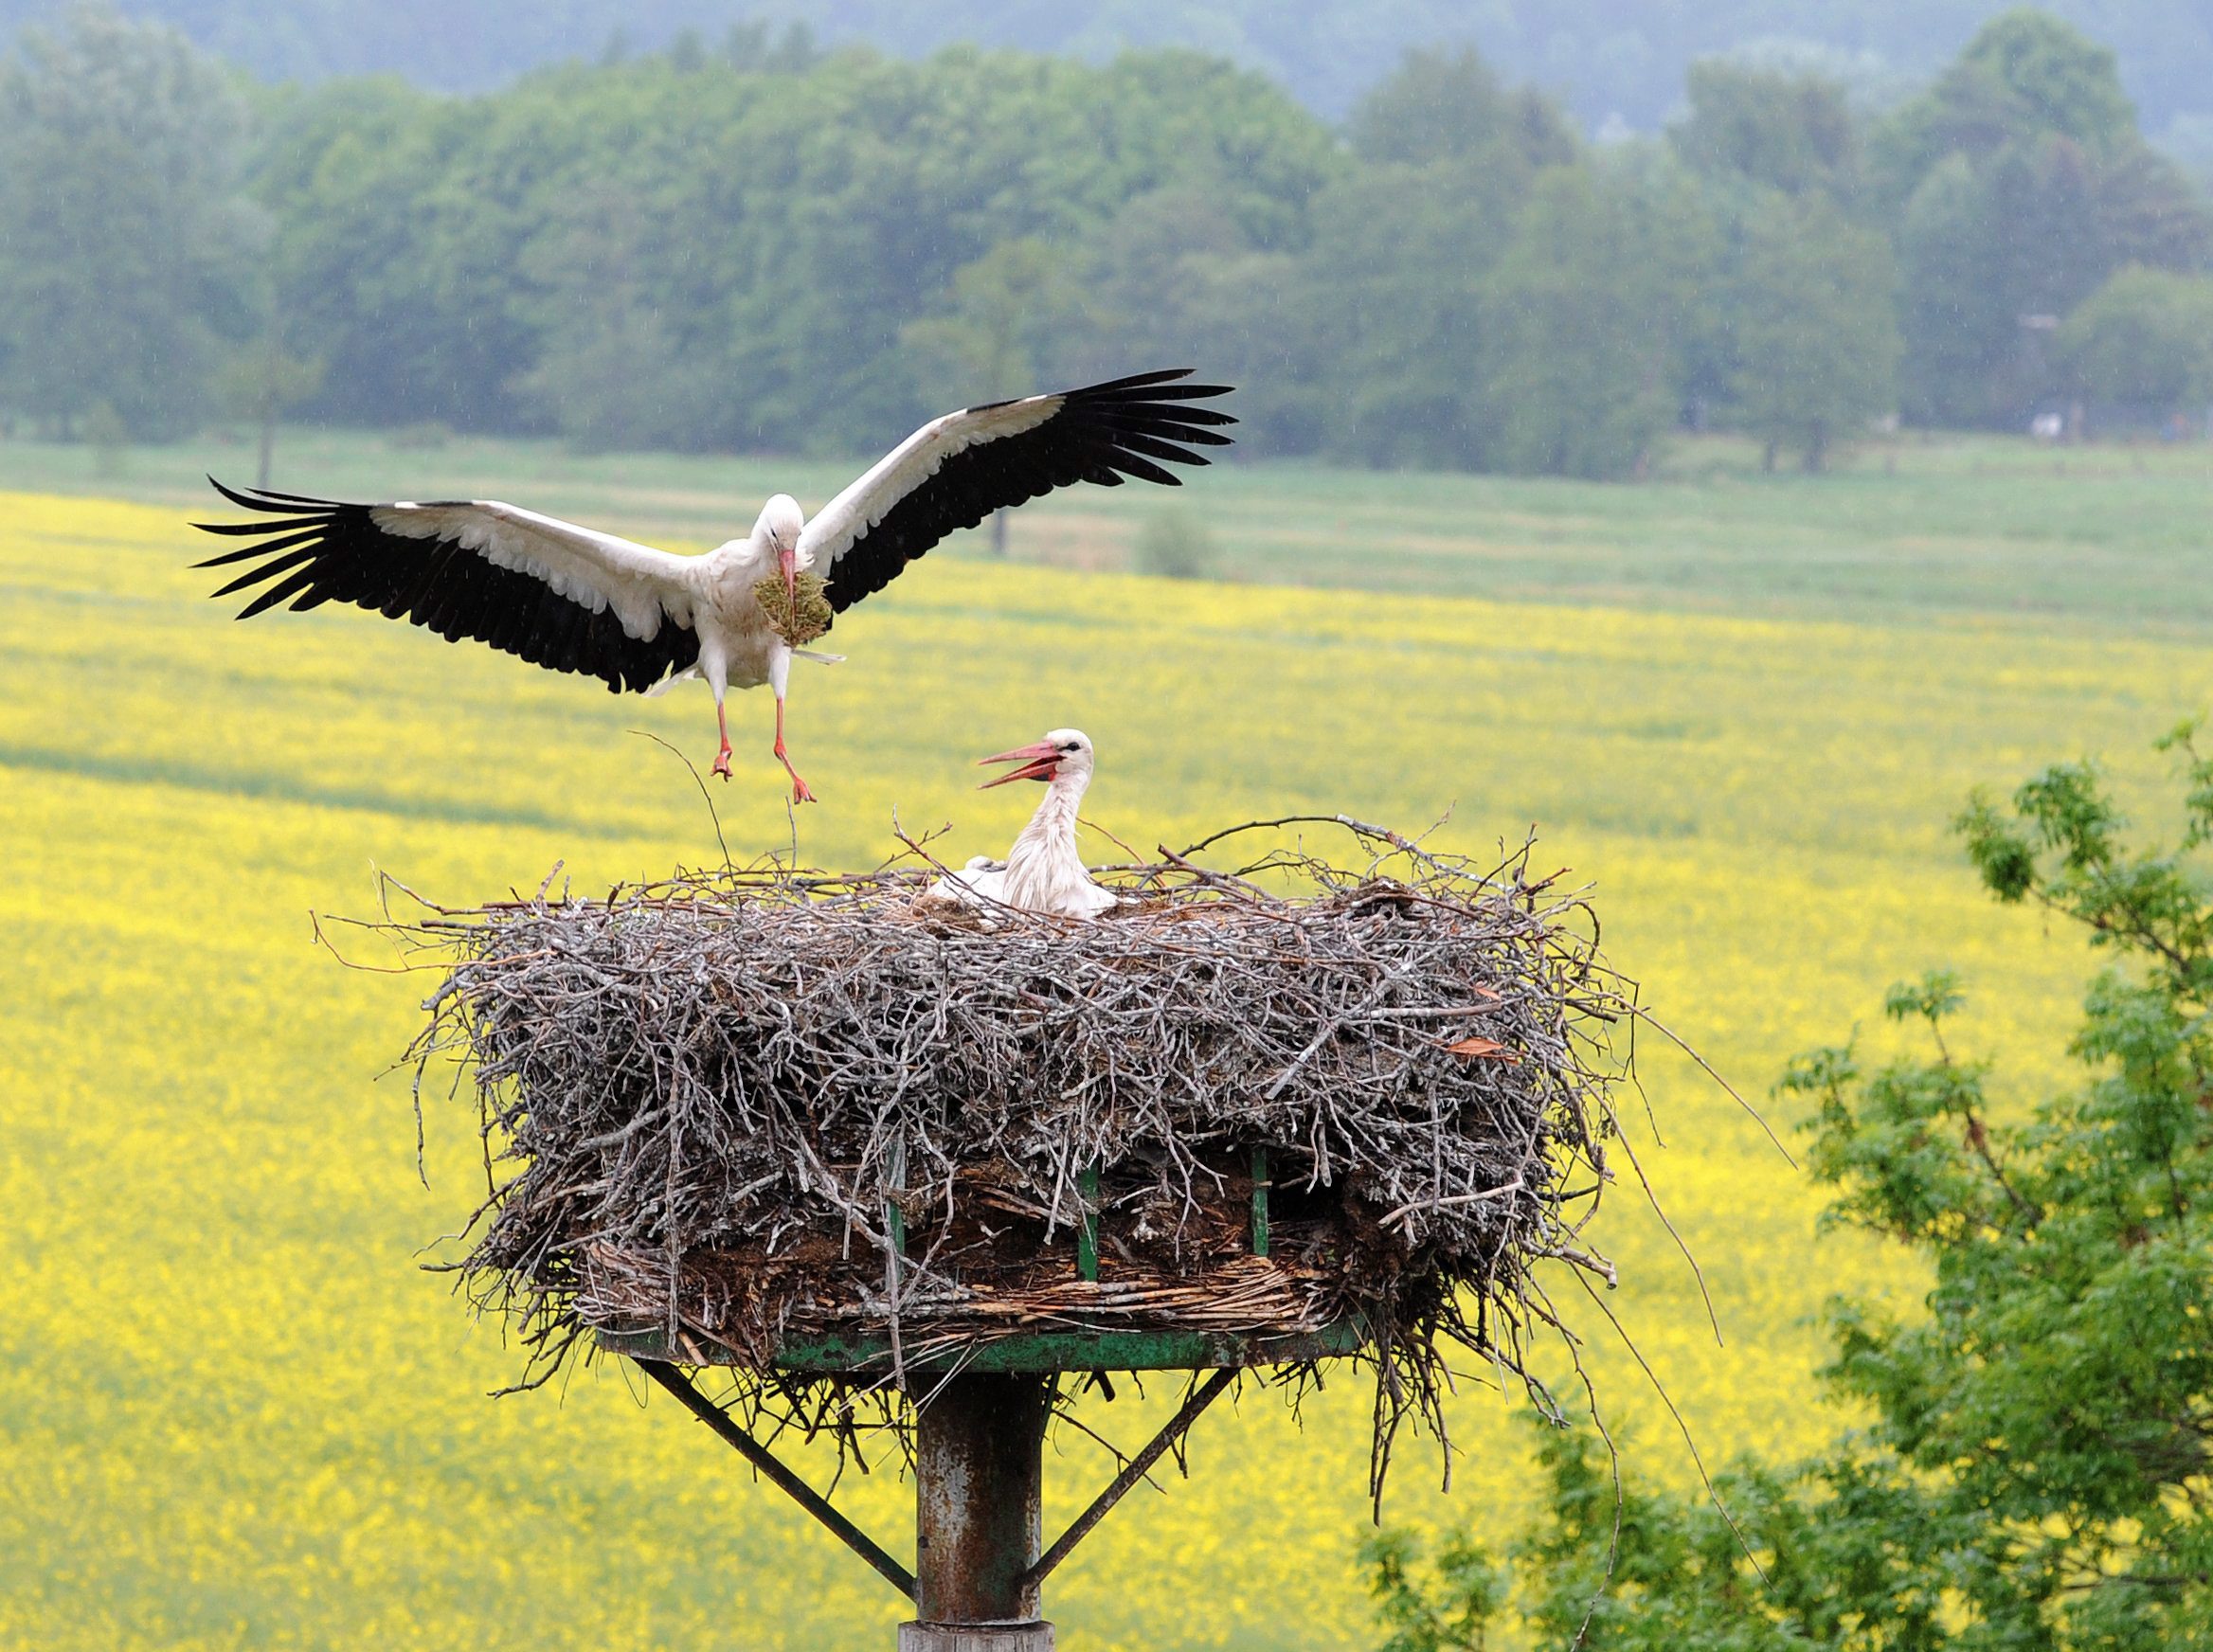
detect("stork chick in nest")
(928, 729), (1119, 920)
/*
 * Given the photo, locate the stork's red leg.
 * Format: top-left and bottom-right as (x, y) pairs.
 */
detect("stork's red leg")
(711, 699), (732, 780)
(773, 695), (816, 804)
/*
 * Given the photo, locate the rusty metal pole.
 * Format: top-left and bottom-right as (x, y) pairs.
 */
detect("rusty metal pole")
(901, 1373), (1054, 1652)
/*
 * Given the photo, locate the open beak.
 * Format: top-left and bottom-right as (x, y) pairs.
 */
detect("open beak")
(778, 545), (798, 613)
(978, 740), (1061, 787)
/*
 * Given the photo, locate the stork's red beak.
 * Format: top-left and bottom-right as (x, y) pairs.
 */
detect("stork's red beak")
(978, 740), (1061, 787)
(778, 545), (798, 613)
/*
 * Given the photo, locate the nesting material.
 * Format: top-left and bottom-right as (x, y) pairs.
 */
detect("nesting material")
(753, 569), (833, 646)
(401, 820), (1635, 1471)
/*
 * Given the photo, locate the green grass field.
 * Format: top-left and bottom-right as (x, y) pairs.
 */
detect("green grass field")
(9, 422), (2211, 632)
(1, 429), (2208, 1650)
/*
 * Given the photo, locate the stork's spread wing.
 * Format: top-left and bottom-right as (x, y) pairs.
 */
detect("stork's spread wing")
(192, 481), (703, 693)
(800, 368), (1235, 612)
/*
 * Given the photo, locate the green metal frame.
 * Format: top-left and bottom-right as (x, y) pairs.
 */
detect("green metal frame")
(1076, 1165), (1102, 1282)
(599, 1320), (1361, 1373)
(1250, 1145), (1270, 1258)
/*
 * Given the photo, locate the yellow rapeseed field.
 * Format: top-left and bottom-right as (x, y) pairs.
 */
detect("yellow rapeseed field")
(2, 485), (2205, 1650)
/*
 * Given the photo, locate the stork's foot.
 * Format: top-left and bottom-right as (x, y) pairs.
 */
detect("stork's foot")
(773, 729), (815, 804)
(711, 746), (732, 781)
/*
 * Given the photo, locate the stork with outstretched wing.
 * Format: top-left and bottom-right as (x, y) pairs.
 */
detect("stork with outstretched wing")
(194, 369), (1235, 800)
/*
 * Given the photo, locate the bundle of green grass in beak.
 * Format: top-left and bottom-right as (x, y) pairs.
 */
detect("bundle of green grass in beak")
(753, 570), (833, 646)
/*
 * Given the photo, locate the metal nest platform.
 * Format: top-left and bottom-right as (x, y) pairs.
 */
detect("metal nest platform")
(597, 1143), (1365, 1643)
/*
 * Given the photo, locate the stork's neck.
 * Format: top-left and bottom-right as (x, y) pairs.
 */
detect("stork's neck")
(1004, 769), (1089, 893)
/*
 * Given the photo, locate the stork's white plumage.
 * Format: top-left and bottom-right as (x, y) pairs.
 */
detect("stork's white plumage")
(193, 369), (1234, 799)
(930, 729), (1118, 921)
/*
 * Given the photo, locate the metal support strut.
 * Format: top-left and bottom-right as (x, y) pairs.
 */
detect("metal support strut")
(638, 1359), (1235, 1650)
(635, 1359), (918, 1602)
(1021, 1368), (1234, 1592)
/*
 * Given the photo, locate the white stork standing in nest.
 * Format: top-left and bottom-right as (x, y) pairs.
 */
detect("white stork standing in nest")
(193, 369), (1234, 800)
(930, 727), (1119, 920)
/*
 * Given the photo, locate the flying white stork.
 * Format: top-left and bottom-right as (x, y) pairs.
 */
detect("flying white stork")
(930, 728), (1118, 920)
(193, 369), (1234, 800)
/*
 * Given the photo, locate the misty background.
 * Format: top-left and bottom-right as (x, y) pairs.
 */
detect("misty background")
(2, 1), (2211, 476)
(7, 0), (2212, 135)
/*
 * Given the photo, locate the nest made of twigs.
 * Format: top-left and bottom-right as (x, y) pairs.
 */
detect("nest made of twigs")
(390, 817), (1637, 1485)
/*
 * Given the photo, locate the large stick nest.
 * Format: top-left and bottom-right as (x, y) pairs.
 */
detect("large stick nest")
(394, 817), (1636, 1482)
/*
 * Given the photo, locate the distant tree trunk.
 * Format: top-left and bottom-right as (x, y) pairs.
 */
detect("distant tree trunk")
(219, 342), (322, 489)
(1761, 439), (1778, 473)
(991, 508), (1008, 557)
(1803, 422), (1829, 473)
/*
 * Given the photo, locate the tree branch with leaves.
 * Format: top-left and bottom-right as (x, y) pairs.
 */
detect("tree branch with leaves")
(1368, 720), (2213, 1649)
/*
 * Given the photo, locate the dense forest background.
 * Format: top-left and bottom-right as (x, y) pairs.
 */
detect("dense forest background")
(3, 4), (2213, 475)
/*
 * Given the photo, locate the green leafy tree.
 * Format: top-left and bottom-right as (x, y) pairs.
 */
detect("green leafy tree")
(1369, 722), (2213, 1649)
(1350, 46), (1577, 173)
(1481, 163), (1698, 479)
(1871, 9), (2139, 203)
(251, 43), (1339, 455)
(506, 182), (720, 454)
(1066, 49), (1648, 480)
(1510, 1428), (1844, 1652)
(900, 239), (1075, 407)
(1283, 46), (1577, 470)
(58, 8), (2213, 465)
(901, 238), (1079, 551)
(1892, 152), (2013, 427)
(1294, 159), (1520, 468)
(1361, 1526), (1505, 1652)
(1059, 183), (1325, 458)
(1894, 129), (2211, 426)
(1729, 192), (1898, 470)
(2055, 265), (2213, 410)
(1875, 12), (2212, 426)
(243, 75), (471, 429)
(1671, 62), (1860, 201)
(0, 3), (262, 439)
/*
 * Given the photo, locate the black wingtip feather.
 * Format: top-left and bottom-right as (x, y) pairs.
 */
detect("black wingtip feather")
(193, 518), (326, 542)
(237, 566), (321, 618)
(821, 367), (1233, 613)
(211, 547), (319, 598)
(1080, 367), (1197, 393)
(207, 476), (275, 512)
(1115, 384), (1235, 404)
(1104, 403), (1238, 427)
(192, 484), (698, 692)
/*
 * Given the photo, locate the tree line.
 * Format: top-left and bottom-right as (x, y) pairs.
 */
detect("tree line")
(2, 5), (2210, 476)
(14, 0), (2213, 148)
